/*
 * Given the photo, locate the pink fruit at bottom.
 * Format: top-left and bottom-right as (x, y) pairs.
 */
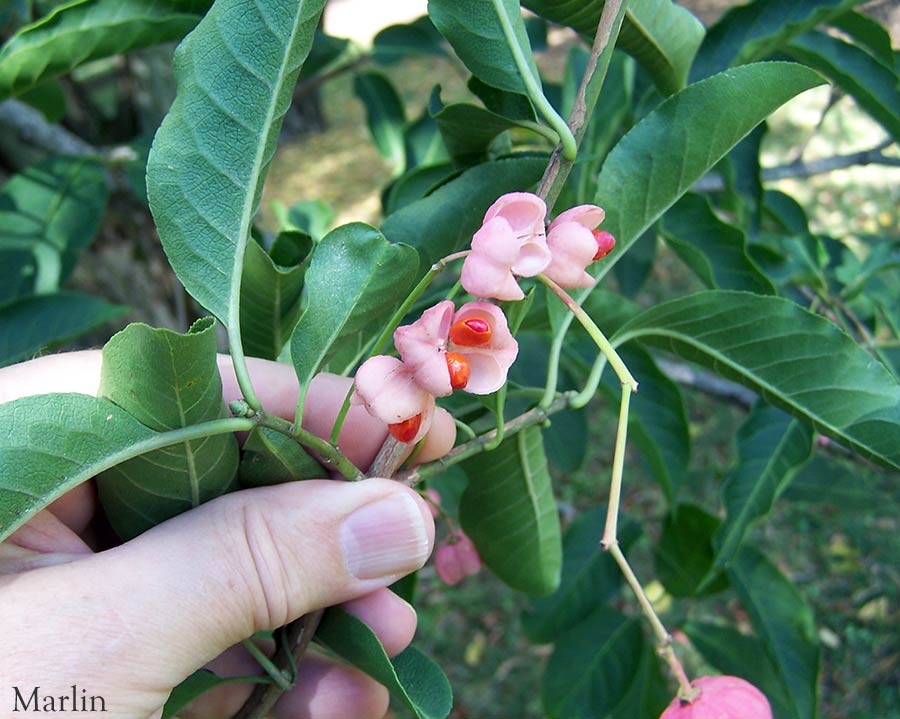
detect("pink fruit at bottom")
(659, 676), (773, 719)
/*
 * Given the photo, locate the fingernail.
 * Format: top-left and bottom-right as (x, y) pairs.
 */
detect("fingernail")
(340, 494), (430, 580)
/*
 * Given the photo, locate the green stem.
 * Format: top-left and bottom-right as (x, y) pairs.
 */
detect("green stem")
(255, 411), (362, 481)
(241, 639), (293, 691)
(570, 351), (609, 409)
(228, 325), (261, 411)
(538, 275), (637, 392)
(397, 391), (576, 486)
(490, 0), (576, 160)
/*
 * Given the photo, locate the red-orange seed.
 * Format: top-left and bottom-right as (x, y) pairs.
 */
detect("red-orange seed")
(449, 317), (492, 347)
(445, 352), (471, 390)
(389, 413), (422, 443)
(592, 230), (616, 261)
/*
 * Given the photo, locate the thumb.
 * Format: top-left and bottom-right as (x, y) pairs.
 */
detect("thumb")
(4, 479), (432, 696)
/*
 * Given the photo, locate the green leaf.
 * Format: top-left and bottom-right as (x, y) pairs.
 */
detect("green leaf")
(782, 454), (895, 510)
(0, 291), (125, 368)
(0, 0), (211, 99)
(786, 30), (900, 143)
(598, 345), (690, 505)
(542, 609), (645, 719)
(613, 228), (657, 298)
(522, 509), (639, 643)
(595, 63), (824, 271)
(0, 156), (108, 301)
(459, 426), (562, 595)
(161, 670), (266, 719)
(430, 97), (528, 165)
(729, 548), (820, 719)
(690, 0), (864, 81)
(684, 622), (797, 719)
(829, 10), (897, 71)
(428, 0), (540, 102)
(661, 193), (775, 294)
(239, 236), (310, 360)
(381, 154), (547, 269)
(714, 403), (813, 569)
(96, 318), (239, 540)
(654, 503), (729, 597)
(275, 199), (334, 240)
(289, 223), (418, 415)
(316, 607), (452, 719)
(353, 71), (407, 172)
(402, 109), (449, 170)
(146, 0), (327, 329)
(523, 0), (705, 95)
(372, 16), (447, 65)
(383, 163), (459, 216)
(238, 427), (325, 487)
(0, 393), (250, 542)
(613, 290), (900, 470)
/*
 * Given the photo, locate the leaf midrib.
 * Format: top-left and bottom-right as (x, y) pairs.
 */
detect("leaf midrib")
(613, 325), (897, 468)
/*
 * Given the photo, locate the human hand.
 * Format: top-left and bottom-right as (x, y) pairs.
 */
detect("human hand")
(0, 351), (455, 719)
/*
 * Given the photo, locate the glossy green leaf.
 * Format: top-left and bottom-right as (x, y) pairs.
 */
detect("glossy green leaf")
(829, 10), (896, 70)
(96, 318), (239, 540)
(383, 163), (458, 216)
(522, 509), (639, 643)
(239, 237), (310, 360)
(542, 609), (644, 719)
(0, 0), (210, 99)
(690, 0), (863, 81)
(316, 607), (452, 719)
(594, 63), (823, 273)
(607, 641), (669, 719)
(684, 622), (797, 719)
(402, 109), (449, 170)
(431, 99), (527, 165)
(598, 345), (691, 505)
(729, 548), (820, 719)
(238, 427), (325, 487)
(372, 16), (447, 65)
(459, 426), (562, 595)
(614, 291), (900, 470)
(162, 670), (266, 719)
(523, 0), (704, 95)
(0, 156), (108, 302)
(763, 190), (810, 236)
(654, 504), (728, 597)
(290, 223), (418, 415)
(714, 403), (813, 569)
(0, 393), (250, 542)
(0, 291), (126, 368)
(613, 228), (656, 299)
(661, 193), (775, 294)
(786, 31), (900, 143)
(428, 0), (540, 101)
(468, 75), (537, 122)
(299, 31), (350, 81)
(381, 154), (547, 268)
(353, 71), (407, 172)
(146, 0), (327, 329)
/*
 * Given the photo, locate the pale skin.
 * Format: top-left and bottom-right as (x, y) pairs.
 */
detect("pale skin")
(0, 351), (456, 719)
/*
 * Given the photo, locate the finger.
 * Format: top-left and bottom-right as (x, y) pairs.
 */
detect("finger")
(340, 588), (417, 657)
(0, 510), (92, 575)
(183, 647), (388, 719)
(0, 350), (102, 403)
(183, 589), (414, 718)
(274, 654), (389, 719)
(0, 479), (433, 706)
